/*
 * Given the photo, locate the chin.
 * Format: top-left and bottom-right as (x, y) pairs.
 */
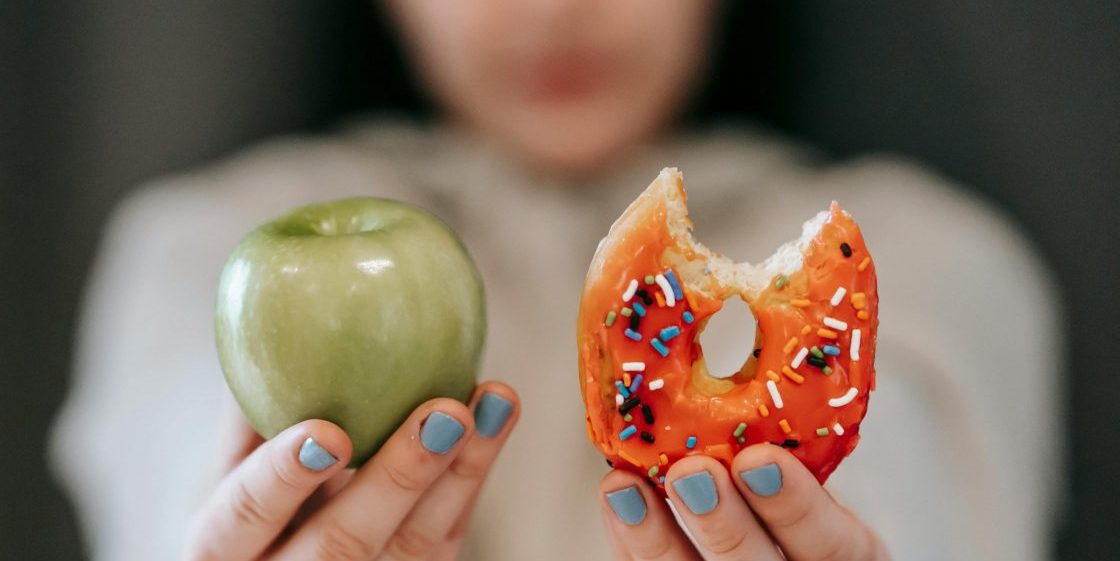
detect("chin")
(500, 110), (667, 178)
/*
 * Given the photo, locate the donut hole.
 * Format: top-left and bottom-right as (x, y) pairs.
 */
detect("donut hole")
(697, 296), (758, 379)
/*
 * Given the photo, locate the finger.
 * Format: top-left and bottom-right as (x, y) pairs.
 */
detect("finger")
(185, 420), (352, 561)
(274, 398), (475, 561)
(380, 382), (521, 561)
(218, 394), (266, 473)
(732, 445), (889, 561)
(600, 469), (702, 561)
(602, 507), (635, 561)
(664, 456), (784, 561)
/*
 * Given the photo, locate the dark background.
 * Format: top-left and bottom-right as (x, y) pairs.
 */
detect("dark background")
(3, 1), (1117, 559)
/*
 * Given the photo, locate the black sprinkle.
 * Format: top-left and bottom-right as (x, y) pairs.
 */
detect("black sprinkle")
(641, 404), (655, 424)
(807, 356), (828, 369)
(635, 289), (649, 300)
(640, 431), (655, 443)
(606, 459), (614, 468)
(629, 315), (640, 330)
(753, 348), (761, 358)
(780, 439), (800, 448)
(840, 242), (853, 258)
(643, 295), (654, 306)
(619, 396), (641, 415)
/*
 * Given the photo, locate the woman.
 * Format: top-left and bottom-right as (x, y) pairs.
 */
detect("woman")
(51, 1), (1062, 560)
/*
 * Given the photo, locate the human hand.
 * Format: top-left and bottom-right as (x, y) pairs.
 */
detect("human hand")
(185, 381), (519, 561)
(599, 444), (890, 560)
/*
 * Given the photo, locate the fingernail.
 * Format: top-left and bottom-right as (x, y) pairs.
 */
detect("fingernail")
(474, 393), (514, 438)
(298, 437), (338, 472)
(672, 471), (718, 515)
(420, 412), (465, 454)
(605, 486), (647, 525)
(740, 463), (783, 497)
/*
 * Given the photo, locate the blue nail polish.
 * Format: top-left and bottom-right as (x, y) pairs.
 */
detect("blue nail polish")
(606, 486), (647, 525)
(420, 412), (465, 454)
(672, 471), (719, 515)
(299, 437), (338, 472)
(474, 393), (513, 438)
(740, 463), (783, 497)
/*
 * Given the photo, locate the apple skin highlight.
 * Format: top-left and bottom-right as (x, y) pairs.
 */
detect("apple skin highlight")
(215, 197), (486, 466)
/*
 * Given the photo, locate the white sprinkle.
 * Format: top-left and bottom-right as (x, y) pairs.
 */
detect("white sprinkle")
(832, 423), (845, 436)
(791, 347), (809, 368)
(655, 274), (676, 307)
(615, 394), (624, 407)
(622, 279), (639, 302)
(850, 329), (862, 361)
(828, 387), (859, 407)
(823, 316), (848, 331)
(621, 362), (646, 372)
(830, 286), (847, 306)
(648, 378), (665, 391)
(766, 379), (784, 409)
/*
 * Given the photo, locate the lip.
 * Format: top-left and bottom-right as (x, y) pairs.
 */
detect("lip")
(517, 52), (613, 104)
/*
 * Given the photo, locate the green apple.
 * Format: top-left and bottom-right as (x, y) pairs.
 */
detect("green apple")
(215, 197), (485, 465)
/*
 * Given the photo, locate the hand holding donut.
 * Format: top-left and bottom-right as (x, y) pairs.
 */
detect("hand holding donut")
(599, 443), (890, 561)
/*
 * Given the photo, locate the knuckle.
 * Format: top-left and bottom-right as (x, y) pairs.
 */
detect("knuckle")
(315, 519), (379, 561)
(383, 460), (428, 493)
(448, 456), (488, 481)
(384, 525), (438, 560)
(268, 449), (305, 491)
(699, 519), (748, 555)
(229, 480), (270, 527)
(628, 534), (674, 560)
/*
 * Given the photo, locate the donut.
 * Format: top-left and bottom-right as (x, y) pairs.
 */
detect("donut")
(578, 168), (878, 487)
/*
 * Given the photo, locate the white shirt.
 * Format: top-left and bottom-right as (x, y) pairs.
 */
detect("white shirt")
(50, 119), (1064, 560)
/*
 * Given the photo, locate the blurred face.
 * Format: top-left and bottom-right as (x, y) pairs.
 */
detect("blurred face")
(388, 0), (717, 174)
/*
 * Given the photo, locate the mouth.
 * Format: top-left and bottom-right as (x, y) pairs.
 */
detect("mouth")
(518, 51), (613, 104)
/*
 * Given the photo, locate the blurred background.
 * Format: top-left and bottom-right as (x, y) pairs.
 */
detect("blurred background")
(2, 1), (1117, 559)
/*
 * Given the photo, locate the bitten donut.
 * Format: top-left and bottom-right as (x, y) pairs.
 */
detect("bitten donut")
(578, 168), (878, 487)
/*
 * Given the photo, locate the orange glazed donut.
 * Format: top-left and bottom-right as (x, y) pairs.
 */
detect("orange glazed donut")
(578, 168), (878, 487)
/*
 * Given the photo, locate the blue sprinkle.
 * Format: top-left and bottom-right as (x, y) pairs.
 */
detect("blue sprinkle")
(659, 326), (681, 341)
(686, 435), (697, 449)
(651, 339), (670, 357)
(620, 425), (637, 440)
(615, 381), (630, 398)
(665, 270), (684, 300)
(683, 311), (695, 324)
(823, 345), (841, 356)
(624, 328), (642, 341)
(659, 476), (666, 484)
(629, 374), (644, 394)
(632, 301), (646, 317)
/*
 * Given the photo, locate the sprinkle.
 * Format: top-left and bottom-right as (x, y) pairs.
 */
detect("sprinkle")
(807, 356), (828, 369)
(823, 366), (833, 375)
(659, 476), (666, 484)
(791, 299), (811, 307)
(779, 419), (792, 434)
(622, 372), (632, 387)
(850, 329), (862, 360)
(858, 256), (871, 271)
(629, 374), (644, 394)
(632, 301), (647, 317)
(604, 311), (617, 327)
(781, 439), (800, 448)
(615, 381), (630, 398)
(833, 423), (846, 436)
(655, 292), (665, 307)
(810, 346), (824, 359)
(840, 242), (853, 257)
(791, 347), (809, 368)
(623, 413), (633, 422)
(685, 290), (699, 313)
(801, 325), (812, 335)
(619, 425), (637, 440)
(619, 449), (641, 466)
(665, 270), (684, 300)
(823, 345), (841, 356)
(659, 326), (681, 341)
(781, 366), (805, 384)
(655, 274), (676, 307)
(614, 394), (623, 407)
(775, 274), (789, 289)
(622, 362), (645, 372)
(686, 435), (697, 449)
(622, 279), (638, 302)
(640, 431), (655, 443)
(642, 404), (655, 424)
(817, 328), (839, 339)
(753, 348), (761, 358)
(829, 387), (859, 407)
(851, 292), (867, 310)
(830, 286), (847, 306)
(823, 317), (848, 331)
(766, 379), (784, 409)
(648, 378), (665, 391)
(737, 436), (747, 444)
(733, 422), (748, 437)
(857, 310), (870, 321)
(629, 315), (640, 331)
(758, 404), (770, 417)
(766, 370), (781, 382)
(816, 427), (830, 437)
(682, 311), (695, 324)
(651, 339), (669, 357)
(620, 307), (633, 317)
(606, 459), (614, 468)
(648, 465), (659, 477)
(644, 275), (655, 285)
(783, 336), (799, 354)
(620, 396), (640, 415)
(659, 453), (669, 465)
(624, 328), (642, 341)
(636, 289), (653, 306)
